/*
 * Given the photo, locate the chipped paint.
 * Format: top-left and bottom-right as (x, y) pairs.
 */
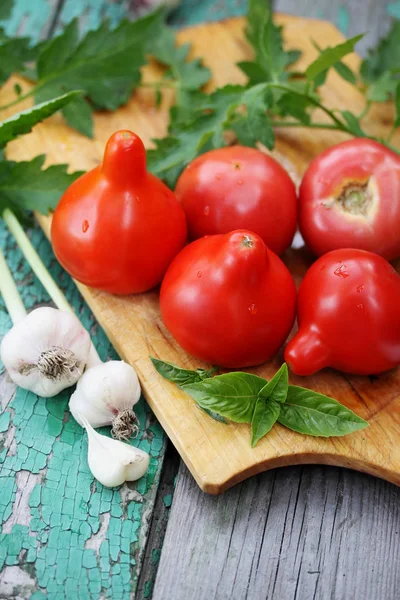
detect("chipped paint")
(0, 223), (166, 597)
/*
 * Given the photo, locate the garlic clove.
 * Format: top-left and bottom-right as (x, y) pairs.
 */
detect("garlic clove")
(83, 416), (149, 488)
(69, 360), (141, 438)
(0, 307), (92, 397)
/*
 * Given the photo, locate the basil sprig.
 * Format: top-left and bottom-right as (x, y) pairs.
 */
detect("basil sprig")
(150, 358), (369, 447)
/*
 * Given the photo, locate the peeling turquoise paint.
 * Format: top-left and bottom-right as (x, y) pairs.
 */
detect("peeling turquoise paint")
(336, 5), (350, 35)
(387, 1), (400, 18)
(0, 221), (166, 597)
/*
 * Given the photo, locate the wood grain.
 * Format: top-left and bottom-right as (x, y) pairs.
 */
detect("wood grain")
(2, 15), (400, 494)
(153, 462), (400, 600)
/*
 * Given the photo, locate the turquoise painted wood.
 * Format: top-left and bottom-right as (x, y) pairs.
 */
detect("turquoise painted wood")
(0, 0), (397, 598)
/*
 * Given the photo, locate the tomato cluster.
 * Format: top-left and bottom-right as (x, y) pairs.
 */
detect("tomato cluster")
(52, 132), (400, 375)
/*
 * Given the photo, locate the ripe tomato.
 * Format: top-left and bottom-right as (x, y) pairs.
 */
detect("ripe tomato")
(285, 248), (400, 376)
(160, 230), (296, 368)
(175, 146), (298, 255)
(299, 139), (400, 260)
(51, 131), (187, 295)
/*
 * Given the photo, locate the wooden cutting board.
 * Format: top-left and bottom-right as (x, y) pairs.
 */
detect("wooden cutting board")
(2, 14), (400, 494)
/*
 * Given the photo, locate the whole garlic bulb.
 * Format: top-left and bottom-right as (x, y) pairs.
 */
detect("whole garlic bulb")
(82, 416), (150, 487)
(69, 360), (141, 440)
(0, 307), (92, 397)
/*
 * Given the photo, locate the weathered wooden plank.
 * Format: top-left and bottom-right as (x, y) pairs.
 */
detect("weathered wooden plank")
(276, 0), (393, 54)
(153, 463), (400, 600)
(0, 226), (167, 598)
(0, 0), (60, 39)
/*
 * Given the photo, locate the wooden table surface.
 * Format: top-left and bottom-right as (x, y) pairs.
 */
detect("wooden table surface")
(0, 1), (399, 599)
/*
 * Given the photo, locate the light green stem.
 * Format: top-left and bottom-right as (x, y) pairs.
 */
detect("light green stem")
(0, 245), (27, 324)
(3, 209), (103, 365)
(3, 209), (73, 313)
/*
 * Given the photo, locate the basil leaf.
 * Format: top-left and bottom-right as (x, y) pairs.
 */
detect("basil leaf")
(201, 408), (228, 425)
(251, 399), (280, 447)
(278, 386), (369, 437)
(182, 372), (267, 423)
(150, 357), (205, 386)
(306, 34), (363, 81)
(258, 363), (288, 403)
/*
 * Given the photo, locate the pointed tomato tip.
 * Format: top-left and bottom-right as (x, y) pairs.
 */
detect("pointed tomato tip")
(284, 329), (330, 376)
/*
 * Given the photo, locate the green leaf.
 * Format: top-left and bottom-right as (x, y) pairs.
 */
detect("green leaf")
(366, 71), (397, 102)
(62, 96), (93, 138)
(148, 83), (275, 186)
(310, 39), (357, 87)
(340, 110), (366, 137)
(251, 399), (280, 447)
(306, 34), (363, 81)
(150, 357), (205, 386)
(0, 0), (13, 21)
(182, 372), (267, 423)
(231, 84), (274, 149)
(0, 91), (83, 149)
(244, 0), (300, 83)
(258, 363), (288, 404)
(0, 154), (83, 219)
(32, 10), (163, 135)
(394, 82), (400, 129)
(250, 364), (288, 447)
(150, 357), (226, 423)
(0, 35), (36, 86)
(278, 385), (369, 437)
(361, 21), (400, 84)
(150, 23), (210, 100)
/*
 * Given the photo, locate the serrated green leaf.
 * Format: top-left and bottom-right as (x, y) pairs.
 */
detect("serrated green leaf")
(182, 372), (267, 423)
(306, 34), (363, 81)
(150, 24), (210, 101)
(231, 83), (274, 149)
(148, 84), (276, 186)
(361, 21), (400, 84)
(0, 0), (13, 21)
(311, 39), (357, 88)
(62, 96), (93, 138)
(251, 399), (280, 447)
(244, 0), (299, 83)
(340, 110), (366, 137)
(394, 82), (400, 129)
(278, 385), (369, 437)
(0, 154), (83, 217)
(30, 9), (163, 135)
(0, 35), (36, 85)
(366, 71), (397, 102)
(0, 91), (83, 149)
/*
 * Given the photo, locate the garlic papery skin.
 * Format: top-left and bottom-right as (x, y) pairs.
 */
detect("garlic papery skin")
(0, 306), (92, 397)
(69, 360), (141, 440)
(81, 416), (150, 488)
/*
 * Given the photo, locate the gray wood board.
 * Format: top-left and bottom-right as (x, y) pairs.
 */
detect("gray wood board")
(275, 0), (393, 55)
(152, 464), (400, 600)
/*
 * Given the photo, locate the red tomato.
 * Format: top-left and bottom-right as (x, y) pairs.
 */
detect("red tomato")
(175, 146), (298, 255)
(285, 249), (400, 376)
(51, 131), (187, 295)
(160, 230), (296, 368)
(299, 139), (400, 260)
